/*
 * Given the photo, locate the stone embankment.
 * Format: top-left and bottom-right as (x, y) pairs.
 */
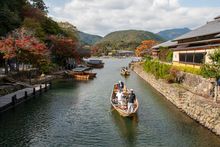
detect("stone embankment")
(133, 63), (220, 136)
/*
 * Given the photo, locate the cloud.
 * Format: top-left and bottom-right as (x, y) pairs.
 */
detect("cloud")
(48, 0), (220, 36)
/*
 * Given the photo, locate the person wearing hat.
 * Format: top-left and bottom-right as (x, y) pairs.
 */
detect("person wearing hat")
(118, 80), (124, 91)
(127, 89), (136, 113)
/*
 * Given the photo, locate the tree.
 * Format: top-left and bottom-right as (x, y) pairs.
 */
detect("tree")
(0, 28), (48, 73)
(0, 5), (21, 36)
(91, 45), (101, 56)
(0, 0), (28, 36)
(0, 37), (16, 60)
(22, 18), (45, 40)
(48, 35), (79, 66)
(158, 47), (173, 62)
(41, 18), (64, 35)
(30, 0), (48, 13)
(135, 40), (157, 57)
(201, 48), (220, 79)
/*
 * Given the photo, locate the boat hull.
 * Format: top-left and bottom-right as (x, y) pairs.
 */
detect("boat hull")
(68, 71), (96, 80)
(86, 63), (104, 68)
(74, 74), (89, 80)
(120, 71), (130, 76)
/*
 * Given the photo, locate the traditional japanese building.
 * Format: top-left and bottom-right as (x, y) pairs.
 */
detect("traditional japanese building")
(151, 40), (177, 58)
(172, 16), (220, 68)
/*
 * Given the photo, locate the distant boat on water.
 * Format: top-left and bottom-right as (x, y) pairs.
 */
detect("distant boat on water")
(84, 59), (104, 68)
(121, 67), (130, 76)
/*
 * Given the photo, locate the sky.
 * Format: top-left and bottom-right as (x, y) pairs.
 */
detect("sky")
(45, 0), (220, 36)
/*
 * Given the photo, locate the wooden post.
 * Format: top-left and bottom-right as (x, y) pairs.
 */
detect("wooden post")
(24, 91), (28, 99)
(33, 87), (36, 95)
(45, 83), (47, 91)
(40, 85), (42, 93)
(12, 95), (17, 105)
(49, 81), (52, 88)
(5, 59), (8, 74)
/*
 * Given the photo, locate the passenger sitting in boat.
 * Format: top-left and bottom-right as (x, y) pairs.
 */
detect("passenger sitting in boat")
(127, 89), (136, 113)
(118, 81), (124, 91)
(116, 90), (124, 105)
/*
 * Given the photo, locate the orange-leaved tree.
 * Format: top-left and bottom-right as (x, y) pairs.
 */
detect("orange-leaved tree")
(135, 40), (158, 57)
(0, 37), (16, 60)
(0, 28), (49, 73)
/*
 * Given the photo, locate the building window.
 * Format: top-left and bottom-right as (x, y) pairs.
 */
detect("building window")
(186, 53), (193, 63)
(179, 52), (205, 64)
(179, 54), (185, 62)
(194, 53), (205, 63)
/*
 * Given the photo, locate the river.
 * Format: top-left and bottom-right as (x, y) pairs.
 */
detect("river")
(1, 58), (220, 147)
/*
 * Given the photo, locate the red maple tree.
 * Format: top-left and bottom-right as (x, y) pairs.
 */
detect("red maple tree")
(48, 35), (80, 65)
(0, 28), (48, 68)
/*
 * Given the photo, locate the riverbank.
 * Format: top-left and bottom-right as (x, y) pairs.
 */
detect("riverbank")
(133, 62), (220, 136)
(0, 74), (57, 113)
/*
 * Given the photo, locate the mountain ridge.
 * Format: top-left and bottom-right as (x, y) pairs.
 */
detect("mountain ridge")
(78, 31), (103, 45)
(157, 28), (191, 40)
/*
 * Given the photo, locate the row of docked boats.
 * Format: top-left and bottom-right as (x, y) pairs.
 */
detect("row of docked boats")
(110, 83), (138, 117)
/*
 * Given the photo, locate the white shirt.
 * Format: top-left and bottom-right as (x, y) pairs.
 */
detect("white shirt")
(116, 92), (123, 101)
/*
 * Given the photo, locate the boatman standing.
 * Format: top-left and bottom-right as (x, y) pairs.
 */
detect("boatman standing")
(127, 89), (136, 113)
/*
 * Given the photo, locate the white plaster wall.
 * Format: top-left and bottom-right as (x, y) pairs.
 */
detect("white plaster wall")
(172, 48), (218, 64)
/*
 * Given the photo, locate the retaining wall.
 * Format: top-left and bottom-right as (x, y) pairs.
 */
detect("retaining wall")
(133, 63), (220, 136)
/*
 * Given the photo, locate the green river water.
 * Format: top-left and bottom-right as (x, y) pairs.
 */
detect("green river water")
(1, 58), (220, 147)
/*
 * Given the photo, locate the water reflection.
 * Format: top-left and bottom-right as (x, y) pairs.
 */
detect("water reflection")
(111, 109), (138, 146)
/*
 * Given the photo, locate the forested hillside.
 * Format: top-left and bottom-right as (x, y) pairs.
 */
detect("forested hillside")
(92, 30), (164, 55)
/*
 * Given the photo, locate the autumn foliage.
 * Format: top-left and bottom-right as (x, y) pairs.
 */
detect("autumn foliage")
(0, 37), (16, 59)
(48, 35), (80, 65)
(0, 28), (48, 65)
(135, 40), (158, 57)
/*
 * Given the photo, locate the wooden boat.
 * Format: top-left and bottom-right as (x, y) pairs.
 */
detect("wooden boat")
(68, 67), (96, 80)
(110, 84), (138, 117)
(121, 67), (130, 76)
(85, 59), (104, 68)
(84, 72), (97, 79)
(74, 74), (90, 80)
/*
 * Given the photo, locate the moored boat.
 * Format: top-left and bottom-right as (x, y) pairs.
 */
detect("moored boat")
(110, 84), (138, 117)
(85, 59), (104, 68)
(68, 67), (96, 80)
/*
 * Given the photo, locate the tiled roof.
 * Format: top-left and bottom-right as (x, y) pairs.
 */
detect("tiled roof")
(152, 40), (177, 49)
(215, 34), (220, 38)
(174, 17), (220, 41)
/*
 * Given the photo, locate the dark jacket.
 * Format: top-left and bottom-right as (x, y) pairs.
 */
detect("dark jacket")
(128, 93), (136, 103)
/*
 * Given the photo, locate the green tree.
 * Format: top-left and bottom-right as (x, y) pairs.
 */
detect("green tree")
(41, 18), (64, 35)
(201, 48), (220, 79)
(30, 0), (48, 13)
(22, 18), (45, 40)
(0, 0), (27, 36)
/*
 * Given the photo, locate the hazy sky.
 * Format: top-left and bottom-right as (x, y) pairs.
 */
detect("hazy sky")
(45, 0), (220, 36)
